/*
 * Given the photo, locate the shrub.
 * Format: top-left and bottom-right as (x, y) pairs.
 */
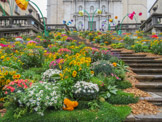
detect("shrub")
(92, 60), (113, 76)
(116, 81), (132, 89)
(108, 91), (139, 104)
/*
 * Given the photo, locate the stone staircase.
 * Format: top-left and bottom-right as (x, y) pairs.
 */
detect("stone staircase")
(72, 36), (162, 121)
(111, 49), (162, 122)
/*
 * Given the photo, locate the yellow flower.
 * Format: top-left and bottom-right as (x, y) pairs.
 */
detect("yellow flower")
(6, 79), (11, 84)
(16, 74), (21, 79)
(1, 56), (4, 59)
(15, 0), (29, 10)
(91, 71), (94, 75)
(72, 71), (77, 78)
(109, 19), (113, 22)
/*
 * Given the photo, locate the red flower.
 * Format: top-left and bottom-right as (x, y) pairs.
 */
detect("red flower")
(152, 35), (158, 38)
(139, 12), (142, 16)
(128, 11), (136, 20)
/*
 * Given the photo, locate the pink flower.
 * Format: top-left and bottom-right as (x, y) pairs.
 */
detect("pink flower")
(39, 81), (43, 83)
(139, 12), (142, 16)
(116, 77), (120, 80)
(5, 91), (8, 94)
(128, 11), (136, 20)
(27, 40), (37, 44)
(111, 73), (114, 76)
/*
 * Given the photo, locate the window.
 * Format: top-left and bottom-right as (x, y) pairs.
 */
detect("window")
(90, 6), (94, 13)
(79, 5), (83, 11)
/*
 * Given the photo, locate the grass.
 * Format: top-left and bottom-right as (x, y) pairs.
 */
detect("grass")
(0, 102), (131, 122)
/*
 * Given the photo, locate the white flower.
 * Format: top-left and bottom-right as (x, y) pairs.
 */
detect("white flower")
(26, 103), (30, 106)
(37, 97), (41, 101)
(37, 102), (40, 106)
(17, 90), (21, 93)
(46, 96), (49, 99)
(34, 107), (38, 111)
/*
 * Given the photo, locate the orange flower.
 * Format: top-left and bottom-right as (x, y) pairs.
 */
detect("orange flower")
(112, 62), (117, 67)
(63, 98), (78, 111)
(115, 16), (118, 19)
(15, 0), (29, 10)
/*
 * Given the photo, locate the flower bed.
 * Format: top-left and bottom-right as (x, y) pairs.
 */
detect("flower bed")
(0, 31), (139, 121)
(79, 31), (162, 55)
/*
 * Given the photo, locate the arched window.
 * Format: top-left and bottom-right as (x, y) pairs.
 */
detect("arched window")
(79, 5), (83, 11)
(90, 6), (94, 13)
(102, 5), (106, 14)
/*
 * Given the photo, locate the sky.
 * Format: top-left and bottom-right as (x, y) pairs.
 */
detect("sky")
(33, 0), (156, 18)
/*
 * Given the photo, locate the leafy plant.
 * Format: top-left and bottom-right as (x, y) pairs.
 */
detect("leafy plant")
(100, 85), (118, 99)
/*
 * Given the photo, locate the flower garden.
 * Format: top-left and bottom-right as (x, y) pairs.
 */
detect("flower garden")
(0, 30), (161, 122)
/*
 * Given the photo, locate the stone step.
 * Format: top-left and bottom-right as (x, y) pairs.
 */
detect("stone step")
(126, 107), (162, 122)
(120, 57), (156, 60)
(123, 60), (162, 64)
(119, 54), (146, 57)
(140, 92), (162, 106)
(132, 69), (162, 75)
(135, 82), (162, 92)
(129, 64), (162, 69)
(135, 75), (162, 82)
(111, 50), (122, 52)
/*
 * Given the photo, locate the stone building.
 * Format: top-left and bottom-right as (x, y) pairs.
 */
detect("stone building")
(0, 1), (39, 20)
(47, 0), (148, 30)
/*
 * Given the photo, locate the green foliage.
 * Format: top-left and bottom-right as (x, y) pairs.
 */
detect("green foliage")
(116, 81), (132, 89)
(150, 40), (162, 55)
(131, 43), (150, 53)
(100, 85), (118, 99)
(108, 90), (139, 105)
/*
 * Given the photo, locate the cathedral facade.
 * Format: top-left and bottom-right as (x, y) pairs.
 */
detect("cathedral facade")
(47, 0), (147, 30)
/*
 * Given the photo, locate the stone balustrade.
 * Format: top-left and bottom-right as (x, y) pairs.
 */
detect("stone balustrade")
(0, 15), (44, 37)
(116, 23), (141, 33)
(46, 24), (70, 31)
(140, 13), (162, 33)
